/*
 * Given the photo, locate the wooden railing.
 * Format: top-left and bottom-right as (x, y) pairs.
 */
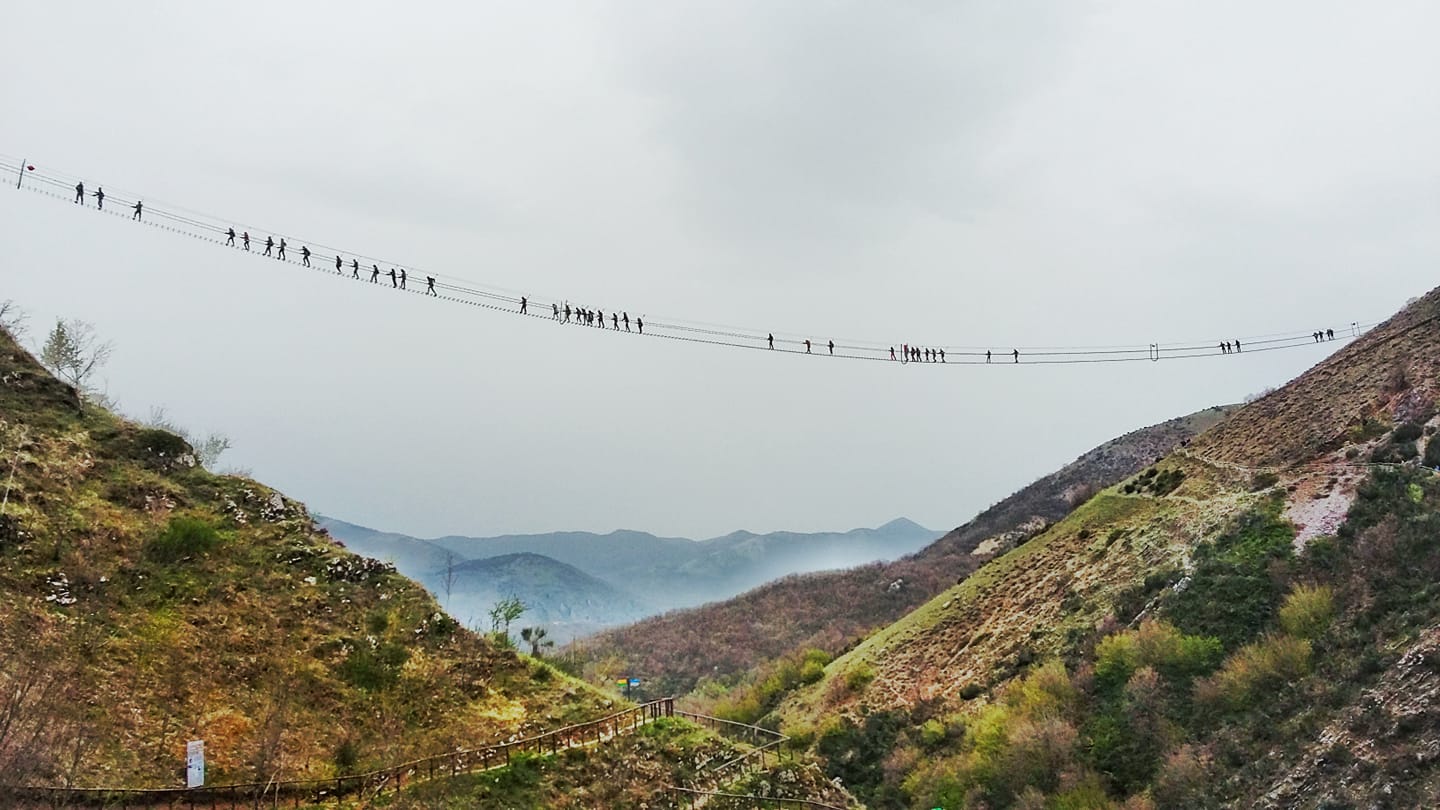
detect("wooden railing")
(0, 699), (674, 808)
(666, 786), (848, 809)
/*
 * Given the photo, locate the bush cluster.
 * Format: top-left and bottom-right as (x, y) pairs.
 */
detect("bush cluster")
(145, 515), (220, 563)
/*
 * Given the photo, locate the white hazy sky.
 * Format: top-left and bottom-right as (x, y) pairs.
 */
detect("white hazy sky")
(1, 2), (1436, 539)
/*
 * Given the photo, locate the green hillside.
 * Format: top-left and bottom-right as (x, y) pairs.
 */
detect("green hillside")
(0, 328), (616, 787)
(774, 286), (1440, 808)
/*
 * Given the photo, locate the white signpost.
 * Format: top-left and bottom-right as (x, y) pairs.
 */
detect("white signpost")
(186, 740), (205, 789)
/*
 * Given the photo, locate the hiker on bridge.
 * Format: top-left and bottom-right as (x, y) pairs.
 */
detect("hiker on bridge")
(1327, 328), (1334, 340)
(93, 187), (105, 209)
(226, 227), (236, 246)
(1234, 339), (1241, 352)
(552, 303), (560, 319)
(263, 236), (274, 257)
(804, 339), (812, 353)
(370, 264), (379, 283)
(1013, 349), (1020, 363)
(131, 200), (143, 221)
(388, 268), (397, 288)
(769, 333), (775, 350)
(277, 239), (287, 260)
(612, 312), (619, 329)
(351, 259), (360, 278)
(889, 346), (896, 360)
(242, 231), (251, 250)
(301, 245), (311, 267)
(426, 276), (437, 295)
(399, 269), (407, 289)
(939, 349), (946, 362)
(74, 182), (84, 203)
(637, 317), (643, 334)
(335, 254), (343, 273)
(1219, 342), (1228, 354)
(828, 340), (835, 355)
(597, 308), (605, 327)
(623, 312), (631, 331)
(902, 343), (909, 363)
(520, 296), (528, 315)
(986, 350), (992, 363)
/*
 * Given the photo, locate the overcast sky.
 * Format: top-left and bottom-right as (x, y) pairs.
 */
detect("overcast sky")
(1, 2), (1437, 540)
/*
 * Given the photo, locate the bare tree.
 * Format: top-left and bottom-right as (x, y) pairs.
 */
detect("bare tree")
(0, 300), (27, 339)
(441, 552), (459, 610)
(38, 319), (112, 401)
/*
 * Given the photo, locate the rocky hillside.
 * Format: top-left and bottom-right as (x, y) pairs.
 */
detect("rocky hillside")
(0, 328), (617, 788)
(570, 406), (1232, 699)
(774, 286), (1440, 808)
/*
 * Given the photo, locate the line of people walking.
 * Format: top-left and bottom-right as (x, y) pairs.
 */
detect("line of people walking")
(1219, 340), (1243, 354)
(1313, 329), (1335, 342)
(552, 301), (643, 335)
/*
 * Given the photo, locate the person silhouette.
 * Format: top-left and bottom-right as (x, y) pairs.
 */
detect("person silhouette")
(564, 303), (572, 322)
(399, 269), (407, 289)
(242, 231), (251, 251)
(301, 245), (311, 267)
(902, 343), (909, 364)
(1013, 349), (1019, 363)
(335, 254), (342, 273)
(986, 350), (992, 363)
(1219, 342), (1227, 354)
(226, 227), (236, 246)
(370, 264), (380, 283)
(939, 349), (945, 363)
(426, 276), (437, 296)
(276, 239), (287, 260)
(351, 259), (360, 279)
(263, 236), (274, 257)
(552, 303), (560, 320)
(637, 317), (644, 334)
(613, 313), (619, 329)
(1327, 328), (1334, 340)
(520, 296), (528, 315)
(93, 187), (105, 209)
(889, 347), (896, 361)
(828, 340), (835, 355)
(623, 312), (631, 332)
(768, 333), (775, 350)
(388, 268), (397, 288)
(804, 339), (812, 353)
(1233, 339), (1241, 352)
(131, 200), (143, 221)
(74, 182), (84, 204)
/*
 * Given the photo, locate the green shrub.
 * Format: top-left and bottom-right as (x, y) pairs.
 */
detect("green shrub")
(1394, 422), (1426, 443)
(333, 739), (360, 775)
(338, 641), (409, 691)
(1373, 440), (1419, 464)
(799, 659), (826, 685)
(845, 662), (876, 692)
(1278, 584), (1335, 640)
(1164, 505), (1294, 648)
(1196, 635), (1312, 712)
(1094, 622), (1222, 689)
(146, 515), (220, 563)
(1424, 437), (1440, 468)
(1250, 472), (1280, 491)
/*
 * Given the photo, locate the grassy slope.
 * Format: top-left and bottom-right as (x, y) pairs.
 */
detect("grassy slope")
(571, 407), (1233, 699)
(0, 329), (617, 787)
(775, 286), (1440, 808)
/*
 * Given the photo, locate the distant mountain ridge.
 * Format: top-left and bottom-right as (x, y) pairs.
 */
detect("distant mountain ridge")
(569, 404), (1236, 697)
(318, 516), (940, 642)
